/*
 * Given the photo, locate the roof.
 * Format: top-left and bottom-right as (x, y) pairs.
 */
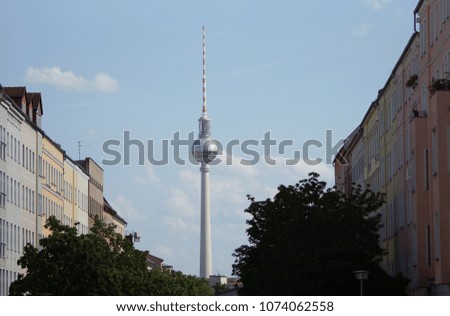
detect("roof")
(104, 197), (127, 225)
(334, 124), (361, 164)
(360, 33), (418, 126)
(4, 87), (27, 110)
(146, 253), (164, 269)
(103, 197), (116, 215)
(3, 86), (26, 99)
(75, 157), (104, 172)
(4, 86), (44, 119)
(414, 0), (425, 14)
(27, 92), (43, 114)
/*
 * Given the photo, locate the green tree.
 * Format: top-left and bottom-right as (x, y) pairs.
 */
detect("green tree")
(144, 270), (212, 296)
(9, 216), (212, 296)
(232, 173), (409, 295)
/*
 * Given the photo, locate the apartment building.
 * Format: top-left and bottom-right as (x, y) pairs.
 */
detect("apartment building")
(76, 158), (104, 229)
(0, 85), (129, 295)
(0, 86), (42, 296)
(41, 136), (65, 237)
(335, 0), (450, 295)
(103, 198), (127, 237)
(64, 157), (89, 236)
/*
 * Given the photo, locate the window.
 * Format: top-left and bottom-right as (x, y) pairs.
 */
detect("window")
(425, 149), (430, 189)
(6, 132), (9, 157)
(7, 176), (10, 203)
(17, 182), (21, 208)
(436, 3), (440, 37)
(426, 224), (432, 266)
(422, 84), (428, 114)
(406, 189), (412, 224)
(412, 150), (416, 190)
(432, 128), (438, 175)
(25, 188), (29, 211)
(0, 171), (5, 208)
(38, 155), (42, 177)
(434, 213), (441, 259)
(421, 20), (427, 55)
(38, 194), (42, 216)
(13, 180), (16, 206)
(447, 126), (450, 173)
(442, 0), (446, 24)
(21, 184), (24, 209)
(0, 126), (5, 161)
(446, 0), (450, 19)
(0, 219), (5, 259)
(431, 11), (435, 45)
(13, 138), (16, 162)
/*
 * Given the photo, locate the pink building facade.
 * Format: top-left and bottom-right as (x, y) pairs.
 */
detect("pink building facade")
(335, 0), (450, 295)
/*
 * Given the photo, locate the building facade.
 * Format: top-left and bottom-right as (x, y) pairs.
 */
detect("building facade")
(0, 86), (42, 296)
(103, 198), (127, 237)
(336, 0), (450, 295)
(0, 86), (128, 295)
(41, 136), (65, 237)
(64, 157), (89, 235)
(76, 158), (104, 229)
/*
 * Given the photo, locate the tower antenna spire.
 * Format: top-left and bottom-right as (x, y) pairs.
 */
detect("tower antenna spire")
(202, 25), (207, 115)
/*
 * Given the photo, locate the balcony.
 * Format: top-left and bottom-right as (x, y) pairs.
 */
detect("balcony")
(409, 109), (427, 121)
(429, 78), (450, 96)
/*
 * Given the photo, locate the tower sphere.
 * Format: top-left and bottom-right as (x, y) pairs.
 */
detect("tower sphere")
(192, 138), (218, 164)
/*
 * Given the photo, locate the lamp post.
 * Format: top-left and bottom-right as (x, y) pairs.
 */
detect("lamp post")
(353, 270), (369, 296)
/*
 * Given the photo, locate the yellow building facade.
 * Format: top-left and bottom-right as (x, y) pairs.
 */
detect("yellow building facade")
(41, 136), (64, 237)
(64, 157), (89, 235)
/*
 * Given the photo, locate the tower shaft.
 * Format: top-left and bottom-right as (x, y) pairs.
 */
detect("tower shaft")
(200, 162), (212, 278)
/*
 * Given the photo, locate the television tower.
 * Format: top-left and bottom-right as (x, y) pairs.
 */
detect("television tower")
(192, 26), (218, 279)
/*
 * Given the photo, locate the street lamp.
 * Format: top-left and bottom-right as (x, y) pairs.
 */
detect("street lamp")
(353, 270), (369, 296)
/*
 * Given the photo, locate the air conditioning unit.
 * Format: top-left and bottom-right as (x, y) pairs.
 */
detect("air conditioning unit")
(133, 232), (141, 242)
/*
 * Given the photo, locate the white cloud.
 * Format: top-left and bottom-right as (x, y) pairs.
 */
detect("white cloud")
(146, 164), (160, 183)
(85, 127), (100, 138)
(268, 156), (335, 184)
(134, 164), (160, 185)
(26, 66), (118, 92)
(161, 185), (198, 234)
(165, 187), (196, 218)
(215, 152), (259, 177)
(366, 0), (391, 11)
(134, 174), (146, 185)
(178, 169), (199, 187)
(111, 195), (147, 220)
(353, 24), (370, 36)
(164, 216), (192, 233)
(155, 245), (174, 260)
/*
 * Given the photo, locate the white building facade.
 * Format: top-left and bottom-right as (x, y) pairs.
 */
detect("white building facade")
(0, 87), (42, 296)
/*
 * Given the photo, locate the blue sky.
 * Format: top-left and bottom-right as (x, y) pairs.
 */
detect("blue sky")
(2, 0), (416, 276)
